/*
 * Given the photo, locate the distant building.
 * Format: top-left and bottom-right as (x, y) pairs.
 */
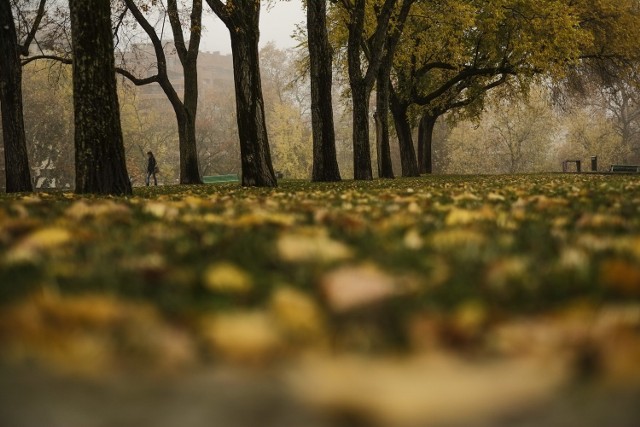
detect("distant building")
(120, 43), (234, 110)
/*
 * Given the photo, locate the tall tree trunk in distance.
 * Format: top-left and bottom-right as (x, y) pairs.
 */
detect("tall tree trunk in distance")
(70, 0), (131, 195)
(418, 114), (437, 174)
(375, 64), (394, 178)
(346, 0), (370, 180)
(206, 0), (276, 187)
(0, 1), (32, 193)
(180, 57), (202, 184)
(307, 0), (341, 182)
(371, 0), (413, 179)
(390, 89), (419, 177)
(125, 0), (203, 185)
(344, 0), (398, 180)
(168, 0), (202, 184)
(351, 82), (374, 180)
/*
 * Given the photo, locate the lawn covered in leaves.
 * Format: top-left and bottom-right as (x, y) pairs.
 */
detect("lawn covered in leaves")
(1, 174), (640, 427)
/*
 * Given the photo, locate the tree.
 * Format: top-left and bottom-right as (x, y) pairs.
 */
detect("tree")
(22, 62), (75, 189)
(373, 0), (414, 179)
(0, 0), (45, 193)
(205, 0), (277, 187)
(443, 87), (558, 174)
(69, 0), (131, 195)
(307, 0), (341, 182)
(336, 0), (398, 180)
(120, 0), (203, 184)
(387, 0), (589, 175)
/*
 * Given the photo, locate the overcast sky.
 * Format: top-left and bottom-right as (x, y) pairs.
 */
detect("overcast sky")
(200, 1), (306, 54)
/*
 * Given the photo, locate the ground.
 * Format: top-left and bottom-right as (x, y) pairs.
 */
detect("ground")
(1, 174), (639, 426)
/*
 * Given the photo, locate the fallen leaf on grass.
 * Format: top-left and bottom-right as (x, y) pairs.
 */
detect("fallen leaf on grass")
(143, 201), (179, 220)
(5, 227), (72, 264)
(270, 286), (327, 346)
(445, 206), (496, 226)
(277, 229), (353, 263)
(201, 311), (282, 363)
(204, 262), (254, 294)
(65, 200), (131, 222)
(320, 264), (398, 312)
(430, 229), (486, 251)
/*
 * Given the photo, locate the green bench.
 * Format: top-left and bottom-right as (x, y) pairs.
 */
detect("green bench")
(202, 174), (239, 184)
(609, 165), (640, 173)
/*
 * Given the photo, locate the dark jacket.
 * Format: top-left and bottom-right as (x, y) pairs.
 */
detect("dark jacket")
(147, 155), (157, 173)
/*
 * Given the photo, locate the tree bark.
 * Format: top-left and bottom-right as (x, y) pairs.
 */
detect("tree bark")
(307, 0), (341, 182)
(168, 0), (202, 184)
(206, 0), (276, 187)
(375, 64), (394, 178)
(418, 114), (437, 174)
(351, 83), (373, 180)
(0, 1), (32, 193)
(344, 0), (398, 181)
(390, 89), (419, 177)
(70, 0), (131, 195)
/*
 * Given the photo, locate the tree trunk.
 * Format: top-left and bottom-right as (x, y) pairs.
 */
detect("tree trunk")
(0, 1), (32, 193)
(390, 90), (419, 177)
(344, 0), (398, 181)
(221, 4), (275, 187)
(307, 0), (341, 182)
(181, 60), (203, 184)
(70, 0), (131, 195)
(375, 64), (394, 178)
(352, 83), (373, 180)
(418, 114), (437, 174)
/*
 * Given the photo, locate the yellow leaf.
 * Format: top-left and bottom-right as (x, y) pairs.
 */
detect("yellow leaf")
(320, 264), (397, 312)
(277, 229), (353, 263)
(5, 227), (72, 264)
(203, 262), (253, 294)
(445, 206), (496, 226)
(270, 286), (327, 344)
(201, 311), (281, 363)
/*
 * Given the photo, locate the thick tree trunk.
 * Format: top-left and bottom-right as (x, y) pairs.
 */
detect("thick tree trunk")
(352, 84), (373, 180)
(390, 90), (419, 177)
(70, 0), (131, 195)
(375, 65), (394, 179)
(0, 1), (32, 193)
(181, 62), (202, 184)
(307, 0), (340, 182)
(418, 114), (437, 174)
(229, 17), (276, 187)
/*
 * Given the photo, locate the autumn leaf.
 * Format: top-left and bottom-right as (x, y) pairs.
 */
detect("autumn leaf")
(277, 229), (353, 263)
(203, 262), (254, 294)
(320, 264), (399, 312)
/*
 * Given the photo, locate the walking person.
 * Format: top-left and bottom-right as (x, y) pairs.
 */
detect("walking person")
(146, 151), (158, 186)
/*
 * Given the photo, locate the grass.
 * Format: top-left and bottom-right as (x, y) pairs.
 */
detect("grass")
(2, 174), (639, 313)
(1, 174), (640, 426)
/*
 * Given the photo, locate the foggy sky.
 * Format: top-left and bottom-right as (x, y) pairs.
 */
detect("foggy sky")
(201, 1), (305, 55)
